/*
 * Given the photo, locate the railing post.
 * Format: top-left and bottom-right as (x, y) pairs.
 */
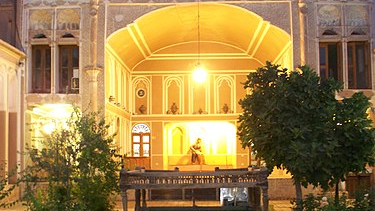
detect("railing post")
(142, 189), (147, 207)
(135, 189), (141, 211)
(262, 184), (269, 211)
(120, 168), (128, 211)
(121, 190), (128, 211)
(249, 187), (261, 210)
(260, 167), (269, 211)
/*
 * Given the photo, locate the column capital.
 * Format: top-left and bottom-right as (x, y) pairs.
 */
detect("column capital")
(85, 66), (102, 112)
(85, 66), (102, 82)
(298, 2), (307, 14)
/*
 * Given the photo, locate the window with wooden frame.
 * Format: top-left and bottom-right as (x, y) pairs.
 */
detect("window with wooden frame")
(58, 45), (79, 93)
(347, 42), (371, 89)
(31, 45), (51, 93)
(132, 133), (150, 157)
(131, 124), (150, 157)
(0, 4), (15, 46)
(319, 43), (342, 82)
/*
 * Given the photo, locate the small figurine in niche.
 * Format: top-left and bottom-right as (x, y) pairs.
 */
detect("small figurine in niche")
(139, 104), (146, 114)
(170, 102), (178, 114)
(222, 103), (229, 114)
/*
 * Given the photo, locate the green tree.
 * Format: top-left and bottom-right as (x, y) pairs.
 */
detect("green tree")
(73, 111), (121, 211)
(238, 62), (344, 209)
(23, 110), (121, 211)
(328, 92), (375, 203)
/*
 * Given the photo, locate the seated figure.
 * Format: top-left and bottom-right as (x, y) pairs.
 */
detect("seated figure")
(190, 138), (204, 164)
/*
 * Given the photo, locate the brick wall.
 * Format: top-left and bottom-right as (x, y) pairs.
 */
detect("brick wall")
(268, 178), (319, 200)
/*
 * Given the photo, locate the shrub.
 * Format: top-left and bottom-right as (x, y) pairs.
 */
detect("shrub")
(294, 189), (375, 211)
(350, 189), (375, 211)
(23, 110), (121, 211)
(0, 163), (19, 209)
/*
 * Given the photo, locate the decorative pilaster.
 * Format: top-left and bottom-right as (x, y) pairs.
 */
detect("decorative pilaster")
(86, 68), (101, 112)
(342, 38), (348, 89)
(85, 0), (101, 112)
(89, 0), (99, 66)
(298, 0), (307, 65)
(50, 42), (56, 94)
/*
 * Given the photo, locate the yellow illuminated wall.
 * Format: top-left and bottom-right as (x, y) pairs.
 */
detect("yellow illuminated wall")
(165, 121), (236, 167)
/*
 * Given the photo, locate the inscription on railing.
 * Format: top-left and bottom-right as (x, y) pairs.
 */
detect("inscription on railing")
(119, 168), (269, 211)
(120, 168), (268, 189)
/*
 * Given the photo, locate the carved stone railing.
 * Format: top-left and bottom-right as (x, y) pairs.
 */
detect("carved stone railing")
(120, 167), (269, 211)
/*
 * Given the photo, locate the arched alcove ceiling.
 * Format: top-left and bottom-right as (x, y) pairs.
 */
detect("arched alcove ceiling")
(107, 3), (292, 72)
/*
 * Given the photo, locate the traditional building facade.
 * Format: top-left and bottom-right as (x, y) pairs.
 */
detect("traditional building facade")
(0, 0), (25, 188)
(0, 0), (373, 199)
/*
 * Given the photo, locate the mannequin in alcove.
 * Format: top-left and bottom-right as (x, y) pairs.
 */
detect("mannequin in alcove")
(190, 138), (204, 164)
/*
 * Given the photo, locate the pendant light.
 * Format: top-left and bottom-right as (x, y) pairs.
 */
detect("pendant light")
(193, 0), (207, 83)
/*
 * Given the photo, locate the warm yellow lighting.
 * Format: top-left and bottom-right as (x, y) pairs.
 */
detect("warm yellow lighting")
(42, 121), (55, 135)
(32, 104), (74, 118)
(31, 104), (77, 136)
(166, 122), (236, 166)
(193, 64), (207, 83)
(50, 107), (70, 119)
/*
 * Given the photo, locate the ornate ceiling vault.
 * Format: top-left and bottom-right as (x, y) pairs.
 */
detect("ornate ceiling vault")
(107, 3), (292, 72)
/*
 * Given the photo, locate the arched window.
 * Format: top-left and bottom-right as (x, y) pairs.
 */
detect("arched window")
(131, 123), (150, 157)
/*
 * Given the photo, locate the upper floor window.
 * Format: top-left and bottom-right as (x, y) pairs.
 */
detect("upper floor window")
(31, 45), (51, 93)
(319, 43), (342, 82)
(347, 42), (371, 89)
(319, 41), (371, 89)
(0, 4), (15, 47)
(58, 45), (79, 93)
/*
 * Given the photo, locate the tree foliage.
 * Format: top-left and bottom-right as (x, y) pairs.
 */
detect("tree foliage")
(238, 62), (375, 208)
(23, 110), (121, 211)
(0, 163), (20, 208)
(328, 92), (375, 185)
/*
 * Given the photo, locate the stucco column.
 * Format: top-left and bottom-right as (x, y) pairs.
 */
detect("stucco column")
(298, 0), (307, 65)
(342, 38), (348, 89)
(18, 60), (25, 173)
(89, 0), (99, 66)
(86, 68), (101, 112)
(85, 0), (101, 112)
(50, 42), (56, 94)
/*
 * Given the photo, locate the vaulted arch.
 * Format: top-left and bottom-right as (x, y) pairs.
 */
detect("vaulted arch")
(106, 3), (292, 72)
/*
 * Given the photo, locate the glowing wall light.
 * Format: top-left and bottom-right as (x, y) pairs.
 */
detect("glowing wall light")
(42, 121), (55, 135)
(193, 64), (207, 83)
(32, 104), (76, 135)
(192, 0), (208, 84)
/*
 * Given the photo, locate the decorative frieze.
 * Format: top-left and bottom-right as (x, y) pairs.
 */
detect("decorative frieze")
(345, 5), (369, 27)
(25, 0), (90, 7)
(317, 3), (370, 38)
(318, 5), (340, 26)
(29, 8), (81, 41)
(30, 10), (52, 30)
(25, 94), (82, 107)
(57, 9), (80, 30)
